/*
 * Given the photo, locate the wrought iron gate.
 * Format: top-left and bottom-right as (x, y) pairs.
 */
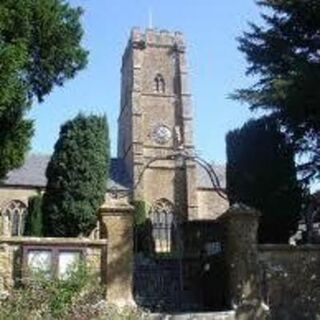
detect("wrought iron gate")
(134, 257), (183, 311)
(133, 200), (185, 311)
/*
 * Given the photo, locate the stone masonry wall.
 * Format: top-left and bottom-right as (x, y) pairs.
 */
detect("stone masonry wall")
(0, 187), (40, 211)
(259, 244), (320, 320)
(196, 189), (229, 220)
(0, 237), (107, 292)
(117, 28), (197, 220)
(0, 187), (43, 236)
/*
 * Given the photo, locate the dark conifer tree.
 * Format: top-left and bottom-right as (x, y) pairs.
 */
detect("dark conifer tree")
(233, 0), (320, 184)
(42, 114), (110, 237)
(226, 116), (302, 243)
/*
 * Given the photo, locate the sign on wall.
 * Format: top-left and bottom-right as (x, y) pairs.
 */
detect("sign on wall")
(24, 246), (84, 279)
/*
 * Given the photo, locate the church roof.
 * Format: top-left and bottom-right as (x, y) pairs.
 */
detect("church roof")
(1, 154), (226, 190)
(2, 154), (131, 190)
(3, 154), (49, 188)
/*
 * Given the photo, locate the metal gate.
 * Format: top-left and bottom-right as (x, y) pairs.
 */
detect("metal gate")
(133, 199), (185, 311)
(134, 257), (183, 311)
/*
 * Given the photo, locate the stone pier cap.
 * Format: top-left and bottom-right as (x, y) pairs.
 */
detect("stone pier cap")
(218, 203), (261, 221)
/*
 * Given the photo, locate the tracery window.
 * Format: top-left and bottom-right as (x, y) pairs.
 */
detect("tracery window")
(149, 199), (175, 253)
(154, 74), (165, 93)
(2, 200), (27, 236)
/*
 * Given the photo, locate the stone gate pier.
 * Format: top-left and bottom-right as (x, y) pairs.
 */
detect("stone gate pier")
(99, 198), (135, 307)
(219, 204), (269, 320)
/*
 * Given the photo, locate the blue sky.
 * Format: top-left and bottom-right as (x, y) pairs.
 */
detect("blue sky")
(29, 0), (263, 163)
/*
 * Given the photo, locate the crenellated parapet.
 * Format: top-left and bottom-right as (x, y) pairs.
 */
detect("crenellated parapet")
(130, 27), (185, 50)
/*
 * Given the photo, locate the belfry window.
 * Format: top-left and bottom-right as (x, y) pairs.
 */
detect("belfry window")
(149, 199), (174, 253)
(154, 74), (165, 93)
(2, 200), (27, 236)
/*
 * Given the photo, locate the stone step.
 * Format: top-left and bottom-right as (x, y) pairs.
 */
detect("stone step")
(149, 310), (235, 320)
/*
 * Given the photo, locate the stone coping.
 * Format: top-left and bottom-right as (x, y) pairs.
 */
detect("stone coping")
(99, 204), (134, 215)
(218, 209), (260, 222)
(259, 244), (320, 252)
(149, 310), (236, 320)
(0, 236), (107, 246)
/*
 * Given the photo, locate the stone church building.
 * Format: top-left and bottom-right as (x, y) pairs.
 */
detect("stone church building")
(0, 28), (228, 239)
(1, 28), (320, 319)
(0, 28), (232, 312)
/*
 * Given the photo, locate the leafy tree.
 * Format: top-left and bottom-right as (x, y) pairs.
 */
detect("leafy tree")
(232, 0), (320, 184)
(24, 194), (43, 237)
(42, 114), (110, 237)
(0, 0), (88, 180)
(226, 116), (302, 243)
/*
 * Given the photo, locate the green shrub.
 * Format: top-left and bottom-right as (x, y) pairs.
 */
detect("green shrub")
(133, 200), (148, 227)
(0, 263), (104, 320)
(0, 262), (147, 319)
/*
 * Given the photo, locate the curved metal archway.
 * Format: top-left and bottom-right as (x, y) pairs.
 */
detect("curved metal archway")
(129, 149), (227, 310)
(112, 149), (227, 200)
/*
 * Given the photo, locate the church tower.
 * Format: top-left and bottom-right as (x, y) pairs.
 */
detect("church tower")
(118, 28), (197, 224)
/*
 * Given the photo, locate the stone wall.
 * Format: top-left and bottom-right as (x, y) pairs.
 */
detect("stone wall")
(259, 244), (320, 320)
(0, 237), (107, 291)
(196, 189), (229, 220)
(0, 187), (40, 211)
(217, 205), (320, 319)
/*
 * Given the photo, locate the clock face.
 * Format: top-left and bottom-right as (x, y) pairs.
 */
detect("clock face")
(152, 125), (172, 144)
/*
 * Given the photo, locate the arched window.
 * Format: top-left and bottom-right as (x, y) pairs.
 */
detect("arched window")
(2, 200), (27, 236)
(154, 74), (165, 93)
(149, 199), (175, 253)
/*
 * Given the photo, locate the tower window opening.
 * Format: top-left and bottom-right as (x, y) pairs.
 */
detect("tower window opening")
(154, 74), (165, 93)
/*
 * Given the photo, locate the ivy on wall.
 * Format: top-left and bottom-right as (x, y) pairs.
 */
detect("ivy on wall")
(133, 200), (154, 256)
(133, 200), (148, 226)
(24, 194), (43, 237)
